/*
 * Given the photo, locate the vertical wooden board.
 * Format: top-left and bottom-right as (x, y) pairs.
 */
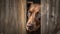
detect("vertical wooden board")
(18, 0), (26, 34)
(41, 0), (60, 34)
(41, 0), (49, 34)
(0, 0), (19, 34)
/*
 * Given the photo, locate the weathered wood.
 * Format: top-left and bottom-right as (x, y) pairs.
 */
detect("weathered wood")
(0, 0), (24, 34)
(41, 0), (60, 34)
(18, 0), (26, 34)
(41, 0), (48, 34)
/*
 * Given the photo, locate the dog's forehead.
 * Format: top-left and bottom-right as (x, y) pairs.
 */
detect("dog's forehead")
(29, 4), (40, 13)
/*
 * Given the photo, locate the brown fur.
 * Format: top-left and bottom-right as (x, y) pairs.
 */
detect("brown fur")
(26, 3), (41, 32)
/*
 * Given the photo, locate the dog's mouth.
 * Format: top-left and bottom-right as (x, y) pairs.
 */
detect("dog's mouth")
(26, 26), (33, 29)
(28, 26), (33, 30)
(26, 24), (40, 32)
(26, 26), (34, 32)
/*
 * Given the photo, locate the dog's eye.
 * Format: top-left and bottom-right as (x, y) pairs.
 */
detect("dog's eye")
(36, 12), (41, 20)
(28, 11), (32, 17)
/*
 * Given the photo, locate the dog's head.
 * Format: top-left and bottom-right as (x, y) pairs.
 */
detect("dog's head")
(26, 4), (41, 32)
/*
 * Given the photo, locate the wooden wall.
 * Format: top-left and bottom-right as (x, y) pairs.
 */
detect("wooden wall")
(0, 0), (60, 34)
(0, 0), (26, 34)
(41, 0), (60, 34)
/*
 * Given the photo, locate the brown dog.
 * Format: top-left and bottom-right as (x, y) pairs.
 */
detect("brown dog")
(26, 3), (41, 32)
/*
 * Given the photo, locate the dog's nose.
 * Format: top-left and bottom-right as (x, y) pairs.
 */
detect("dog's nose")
(28, 25), (33, 30)
(27, 24), (33, 30)
(28, 25), (33, 27)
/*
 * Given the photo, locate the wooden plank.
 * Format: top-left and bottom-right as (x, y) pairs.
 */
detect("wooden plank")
(0, 0), (19, 34)
(18, 0), (26, 34)
(41, 0), (60, 34)
(41, 0), (48, 34)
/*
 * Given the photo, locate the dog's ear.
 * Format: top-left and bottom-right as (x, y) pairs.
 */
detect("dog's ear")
(27, 2), (33, 11)
(28, 4), (34, 13)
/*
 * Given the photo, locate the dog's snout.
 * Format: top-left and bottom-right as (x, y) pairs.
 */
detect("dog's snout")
(27, 23), (33, 30)
(27, 25), (33, 30)
(27, 25), (33, 27)
(27, 23), (33, 27)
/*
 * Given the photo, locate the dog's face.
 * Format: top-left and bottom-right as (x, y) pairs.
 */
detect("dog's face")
(26, 4), (41, 32)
